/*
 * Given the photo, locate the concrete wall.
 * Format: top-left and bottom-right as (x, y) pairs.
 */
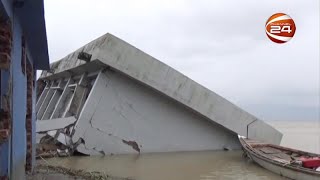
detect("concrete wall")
(72, 70), (241, 155)
(41, 33), (282, 145)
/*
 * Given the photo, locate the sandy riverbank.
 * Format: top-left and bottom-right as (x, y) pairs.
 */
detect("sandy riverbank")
(27, 164), (134, 180)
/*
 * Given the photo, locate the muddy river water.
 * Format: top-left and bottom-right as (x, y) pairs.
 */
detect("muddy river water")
(44, 121), (320, 180)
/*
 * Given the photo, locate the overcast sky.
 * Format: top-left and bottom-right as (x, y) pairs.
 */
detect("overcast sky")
(43, 0), (319, 121)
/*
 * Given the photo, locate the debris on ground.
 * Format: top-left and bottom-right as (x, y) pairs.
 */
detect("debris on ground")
(27, 164), (134, 180)
(36, 133), (72, 159)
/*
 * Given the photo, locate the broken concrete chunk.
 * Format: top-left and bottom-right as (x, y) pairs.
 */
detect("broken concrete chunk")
(47, 130), (71, 146)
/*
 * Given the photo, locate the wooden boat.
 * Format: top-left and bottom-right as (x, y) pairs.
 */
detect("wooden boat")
(239, 137), (320, 180)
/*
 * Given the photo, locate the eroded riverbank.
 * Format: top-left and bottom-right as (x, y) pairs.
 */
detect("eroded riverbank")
(34, 121), (319, 180)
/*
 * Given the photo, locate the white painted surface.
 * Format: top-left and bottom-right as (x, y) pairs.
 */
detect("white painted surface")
(40, 33), (282, 148)
(73, 71), (241, 155)
(36, 116), (77, 132)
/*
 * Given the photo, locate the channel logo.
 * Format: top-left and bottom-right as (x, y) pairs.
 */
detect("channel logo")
(265, 13), (296, 44)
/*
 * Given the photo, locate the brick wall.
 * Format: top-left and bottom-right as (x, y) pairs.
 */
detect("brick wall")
(25, 60), (33, 172)
(0, 20), (12, 70)
(0, 20), (12, 143)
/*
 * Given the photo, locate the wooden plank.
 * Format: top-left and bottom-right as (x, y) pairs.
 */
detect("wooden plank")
(259, 147), (283, 154)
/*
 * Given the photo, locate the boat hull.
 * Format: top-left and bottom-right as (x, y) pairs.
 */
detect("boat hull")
(248, 149), (319, 180)
(240, 138), (320, 180)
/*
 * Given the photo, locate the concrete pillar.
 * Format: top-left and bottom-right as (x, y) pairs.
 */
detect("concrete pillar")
(72, 70), (109, 154)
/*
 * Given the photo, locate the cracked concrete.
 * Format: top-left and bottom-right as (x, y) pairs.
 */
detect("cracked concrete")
(69, 70), (244, 155)
(122, 140), (140, 153)
(37, 33), (282, 155)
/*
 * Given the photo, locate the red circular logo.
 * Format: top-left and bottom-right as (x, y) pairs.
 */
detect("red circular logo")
(265, 13), (296, 43)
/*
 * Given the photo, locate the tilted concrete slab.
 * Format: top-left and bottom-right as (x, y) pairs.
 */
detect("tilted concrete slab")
(36, 116), (77, 132)
(38, 33), (282, 155)
(70, 70), (243, 155)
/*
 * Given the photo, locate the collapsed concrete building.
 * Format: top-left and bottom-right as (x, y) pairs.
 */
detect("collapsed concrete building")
(36, 33), (282, 155)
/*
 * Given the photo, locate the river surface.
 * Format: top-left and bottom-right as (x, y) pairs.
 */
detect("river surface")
(43, 121), (320, 180)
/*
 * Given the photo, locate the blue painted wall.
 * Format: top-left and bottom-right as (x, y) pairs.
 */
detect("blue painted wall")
(0, 1), (27, 178)
(0, 142), (9, 176)
(11, 12), (28, 179)
(0, 0), (48, 178)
